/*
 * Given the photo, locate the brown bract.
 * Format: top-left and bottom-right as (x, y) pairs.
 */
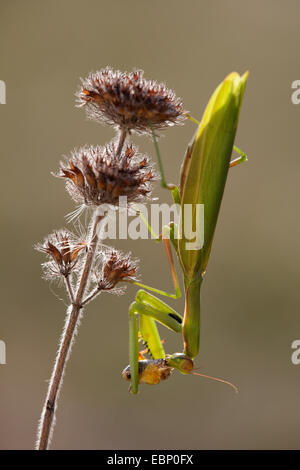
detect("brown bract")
(97, 250), (138, 292)
(76, 67), (186, 134)
(58, 142), (155, 206)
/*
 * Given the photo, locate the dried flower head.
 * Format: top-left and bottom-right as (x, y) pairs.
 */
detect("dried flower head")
(96, 250), (138, 292)
(58, 142), (154, 206)
(35, 230), (86, 279)
(76, 67), (186, 134)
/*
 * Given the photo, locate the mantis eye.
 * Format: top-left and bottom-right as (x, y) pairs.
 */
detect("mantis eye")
(121, 365), (131, 382)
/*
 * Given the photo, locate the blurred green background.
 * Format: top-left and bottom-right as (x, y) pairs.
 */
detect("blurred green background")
(0, 0), (300, 450)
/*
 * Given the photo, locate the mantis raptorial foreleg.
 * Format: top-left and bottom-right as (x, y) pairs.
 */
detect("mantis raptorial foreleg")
(126, 289), (183, 393)
(124, 227), (184, 393)
(124, 289), (238, 394)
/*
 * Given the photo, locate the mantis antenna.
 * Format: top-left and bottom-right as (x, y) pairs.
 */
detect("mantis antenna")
(192, 369), (239, 394)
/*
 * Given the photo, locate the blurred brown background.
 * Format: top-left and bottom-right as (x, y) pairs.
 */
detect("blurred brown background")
(0, 0), (300, 450)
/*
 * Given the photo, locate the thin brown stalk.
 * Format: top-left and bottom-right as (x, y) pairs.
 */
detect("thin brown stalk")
(82, 287), (101, 306)
(115, 128), (127, 157)
(64, 275), (75, 304)
(36, 213), (103, 450)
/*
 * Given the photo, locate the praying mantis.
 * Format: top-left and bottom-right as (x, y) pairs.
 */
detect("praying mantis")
(122, 72), (249, 394)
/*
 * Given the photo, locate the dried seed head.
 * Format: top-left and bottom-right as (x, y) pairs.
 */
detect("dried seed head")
(35, 230), (86, 279)
(58, 142), (155, 206)
(76, 67), (186, 134)
(96, 250), (138, 292)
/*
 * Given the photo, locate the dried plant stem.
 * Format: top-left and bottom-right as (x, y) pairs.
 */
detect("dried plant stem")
(116, 128), (127, 157)
(36, 212), (103, 450)
(82, 287), (101, 306)
(64, 275), (75, 304)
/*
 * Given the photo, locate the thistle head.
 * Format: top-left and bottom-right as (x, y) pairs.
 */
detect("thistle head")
(76, 67), (186, 134)
(35, 230), (86, 279)
(58, 142), (155, 207)
(96, 250), (138, 292)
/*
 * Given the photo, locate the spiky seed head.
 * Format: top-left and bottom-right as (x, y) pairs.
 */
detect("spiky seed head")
(96, 250), (138, 292)
(35, 230), (86, 279)
(76, 67), (186, 134)
(58, 142), (155, 206)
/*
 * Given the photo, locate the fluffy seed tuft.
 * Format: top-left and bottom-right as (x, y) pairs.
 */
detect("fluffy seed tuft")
(35, 230), (86, 279)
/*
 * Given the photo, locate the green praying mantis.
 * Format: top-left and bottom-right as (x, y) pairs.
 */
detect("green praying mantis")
(122, 72), (249, 394)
